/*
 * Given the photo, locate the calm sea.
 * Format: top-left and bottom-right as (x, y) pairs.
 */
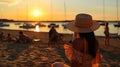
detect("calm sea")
(0, 22), (120, 36)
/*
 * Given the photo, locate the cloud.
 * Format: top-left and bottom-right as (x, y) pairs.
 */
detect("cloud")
(0, 0), (22, 6)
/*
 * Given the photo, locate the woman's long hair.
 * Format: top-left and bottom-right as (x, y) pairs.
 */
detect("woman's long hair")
(79, 32), (98, 58)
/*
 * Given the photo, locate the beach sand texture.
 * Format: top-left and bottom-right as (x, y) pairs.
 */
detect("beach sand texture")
(0, 29), (120, 67)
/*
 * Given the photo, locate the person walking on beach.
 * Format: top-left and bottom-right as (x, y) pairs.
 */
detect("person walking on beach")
(64, 13), (102, 67)
(104, 22), (109, 46)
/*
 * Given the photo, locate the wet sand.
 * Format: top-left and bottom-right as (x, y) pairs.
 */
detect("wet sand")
(0, 29), (120, 67)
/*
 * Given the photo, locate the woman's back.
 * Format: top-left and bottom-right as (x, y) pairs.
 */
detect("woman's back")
(72, 38), (88, 53)
(71, 38), (92, 67)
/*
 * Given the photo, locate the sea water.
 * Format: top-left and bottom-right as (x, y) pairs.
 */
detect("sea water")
(0, 22), (120, 36)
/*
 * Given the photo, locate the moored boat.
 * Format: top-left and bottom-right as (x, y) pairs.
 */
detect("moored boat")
(19, 23), (35, 29)
(114, 22), (120, 27)
(48, 23), (59, 28)
(35, 22), (46, 27)
(0, 22), (9, 27)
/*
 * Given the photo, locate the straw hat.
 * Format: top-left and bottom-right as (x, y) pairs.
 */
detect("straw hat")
(67, 13), (100, 33)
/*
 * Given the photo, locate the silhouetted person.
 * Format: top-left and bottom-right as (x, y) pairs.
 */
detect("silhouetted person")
(6, 33), (16, 42)
(104, 22), (109, 46)
(16, 31), (32, 43)
(48, 26), (59, 46)
(0, 32), (6, 41)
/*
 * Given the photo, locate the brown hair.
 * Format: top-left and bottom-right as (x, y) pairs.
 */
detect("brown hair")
(79, 32), (98, 58)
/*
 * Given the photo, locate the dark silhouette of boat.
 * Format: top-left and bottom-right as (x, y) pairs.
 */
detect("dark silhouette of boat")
(62, 23), (68, 29)
(98, 22), (105, 25)
(48, 23), (59, 28)
(14, 22), (21, 25)
(19, 23), (35, 29)
(0, 22), (9, 27)
(114, 23), (120, 27)
(35, 22), (46, 27)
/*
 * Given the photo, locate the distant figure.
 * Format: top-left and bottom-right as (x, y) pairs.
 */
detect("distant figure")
(16, 31), (32, 43)
(57, 34), (64, 43)
(48, 26), (59, 46)
(6, 33), (16, 42)
(0, 32), (6, 41)
(104, 22), (109, 46)
(64, 13), (102, 67)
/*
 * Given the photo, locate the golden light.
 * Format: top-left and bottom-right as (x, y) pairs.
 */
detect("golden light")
(34, 25), (40, 32)
(33, 10), (41, 17)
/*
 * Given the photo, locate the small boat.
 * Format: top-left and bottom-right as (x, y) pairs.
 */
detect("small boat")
(98, 22), (105, 25)
(114, 23), (120, 27)
(0, 22), (9, 27)
(62, 23), (68, 29)
(19, 23), (35, 29)
(14, 22), (21, 25)
(109, 33), (119, 38)
(48, 23), (59, 28)
(35, 22), (46, 27)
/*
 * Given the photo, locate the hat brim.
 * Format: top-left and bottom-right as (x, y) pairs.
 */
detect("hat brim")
(67, 21), (100, 33)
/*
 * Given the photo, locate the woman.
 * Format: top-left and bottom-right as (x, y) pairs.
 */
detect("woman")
(48, 26), (59, 45)
(64, 13), (102, 67)
(104, 22), (109, 46)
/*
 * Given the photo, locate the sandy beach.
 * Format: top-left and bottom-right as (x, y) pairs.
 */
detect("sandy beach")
(0, 29), (120, 67)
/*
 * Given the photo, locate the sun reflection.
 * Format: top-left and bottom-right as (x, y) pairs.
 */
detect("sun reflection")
(34, 25), (40, 32)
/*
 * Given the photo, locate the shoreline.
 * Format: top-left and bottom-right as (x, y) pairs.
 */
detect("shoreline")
(0, 29), (120, 67)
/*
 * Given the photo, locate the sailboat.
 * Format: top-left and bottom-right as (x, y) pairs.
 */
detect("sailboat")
(0, 21), (9, 27)
(114, 22), (120, 27)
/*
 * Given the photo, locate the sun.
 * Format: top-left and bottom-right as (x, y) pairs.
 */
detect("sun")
(33, 10), (41, 17)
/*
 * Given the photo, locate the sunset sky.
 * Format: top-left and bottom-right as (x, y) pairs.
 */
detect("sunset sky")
(0, 0), (120, 21)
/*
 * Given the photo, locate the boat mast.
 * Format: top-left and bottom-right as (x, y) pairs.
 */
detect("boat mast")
(0, 8), (3, 22)
(50, 0), (53, 21)
(103, 0), (105, 22)
(26, 0), (29, 21)
(116, 0), (119, 22)
(64, 0), (67, 21)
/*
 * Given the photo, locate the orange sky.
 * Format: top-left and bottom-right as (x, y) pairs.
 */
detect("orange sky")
(0, 0), (120, 21)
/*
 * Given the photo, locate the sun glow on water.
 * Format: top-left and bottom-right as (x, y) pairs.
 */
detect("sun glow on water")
(34, 25), (40, 32)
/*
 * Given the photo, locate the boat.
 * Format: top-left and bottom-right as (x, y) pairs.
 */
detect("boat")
(0, 22), (9, 27)
(109, 33), (119, 38)
(35, 22), (46, 27)
(48, 23), (59, 28)
(62, 23), (68, 29)
(19, 23), (35, 29)
(14, 22), (21, 25)
(114, 22), (120, 27)
(98, 22), (105, 25)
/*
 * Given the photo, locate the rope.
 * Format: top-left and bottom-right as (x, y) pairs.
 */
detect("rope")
(64, 0), (67, 21)
(51, 0), (53, 21)
(116, 0), (119, 34)
(116, 0), (119, 21)
(103, 0), (105, 22)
